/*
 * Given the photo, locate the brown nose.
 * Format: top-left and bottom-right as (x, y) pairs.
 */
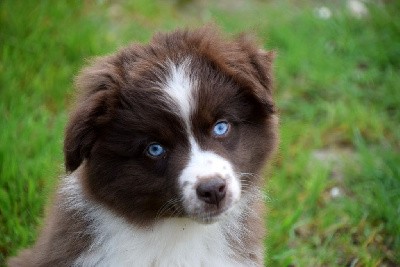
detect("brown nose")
(196, 177), (226, 207)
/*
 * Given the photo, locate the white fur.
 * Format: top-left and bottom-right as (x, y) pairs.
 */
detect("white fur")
(61, 173), (251, 267)
(163, 59), (195, 128)
(180, 138), (241, 217)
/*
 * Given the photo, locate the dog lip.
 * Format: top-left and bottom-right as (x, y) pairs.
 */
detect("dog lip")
(188, 200), (237, 224)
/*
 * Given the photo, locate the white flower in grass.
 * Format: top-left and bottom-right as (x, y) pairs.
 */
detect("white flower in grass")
(315, 6), (332, 19)
(348, 0), (368, 18)
(330, 187), (342, 198)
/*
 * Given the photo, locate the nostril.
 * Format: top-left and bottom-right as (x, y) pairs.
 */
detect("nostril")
(196, 177), (227, 206)
(218, 184), (225, 193)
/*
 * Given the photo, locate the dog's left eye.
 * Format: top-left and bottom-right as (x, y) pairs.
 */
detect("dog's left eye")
(212, 121), (230, 137)
(145, 143), (166, 158)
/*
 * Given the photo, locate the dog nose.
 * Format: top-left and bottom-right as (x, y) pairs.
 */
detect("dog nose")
(196, 177), (226, 207)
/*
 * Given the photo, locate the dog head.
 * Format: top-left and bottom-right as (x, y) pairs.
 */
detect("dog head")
(64, 27), (278, 225)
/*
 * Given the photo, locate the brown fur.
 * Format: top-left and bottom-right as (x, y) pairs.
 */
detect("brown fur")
(9, 26), (277, 266)
(8, 168), (92, 267)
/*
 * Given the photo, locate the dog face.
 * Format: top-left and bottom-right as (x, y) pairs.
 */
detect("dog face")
(64, 27), (277, 226)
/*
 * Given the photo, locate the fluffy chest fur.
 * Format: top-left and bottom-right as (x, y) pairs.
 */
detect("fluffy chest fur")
(63, 174), (252, 267)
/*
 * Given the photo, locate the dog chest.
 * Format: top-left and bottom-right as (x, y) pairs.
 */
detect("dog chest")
(74, 213), (243, 267)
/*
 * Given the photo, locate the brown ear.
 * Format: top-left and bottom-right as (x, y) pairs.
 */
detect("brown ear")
(196, 28), (276, 114)
(235, 34), (276, 114)
(64, 56), (120, 172)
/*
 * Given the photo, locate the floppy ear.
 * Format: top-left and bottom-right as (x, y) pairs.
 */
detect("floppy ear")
(64, 56), (120, 172)
(235, 34), (276, 114)
(198, 28), (276, 114)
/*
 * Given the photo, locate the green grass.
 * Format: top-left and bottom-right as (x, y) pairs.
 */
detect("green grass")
(1, 0), (399, 266)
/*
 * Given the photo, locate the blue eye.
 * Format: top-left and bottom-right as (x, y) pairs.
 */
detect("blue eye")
(146, 143), (166, 158)
(213, 121), (230, 137)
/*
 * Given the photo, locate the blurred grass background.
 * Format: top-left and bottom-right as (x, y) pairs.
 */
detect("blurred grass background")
(1, 0), (399, 266)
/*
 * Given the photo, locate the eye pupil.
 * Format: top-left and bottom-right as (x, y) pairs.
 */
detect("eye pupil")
(146, 143), (165, 158)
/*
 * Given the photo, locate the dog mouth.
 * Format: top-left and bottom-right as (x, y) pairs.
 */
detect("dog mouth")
(185, 198), (238, 224)
(191, 210), (229, 224)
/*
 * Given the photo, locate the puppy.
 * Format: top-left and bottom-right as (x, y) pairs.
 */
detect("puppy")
(9, 26), (278, 267)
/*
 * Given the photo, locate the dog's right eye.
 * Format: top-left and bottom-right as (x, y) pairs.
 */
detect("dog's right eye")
(145, 143), (166, 159)
(212, 121), (230, 138)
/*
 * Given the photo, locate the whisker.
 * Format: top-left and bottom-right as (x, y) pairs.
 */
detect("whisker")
(155, 198), (181, 220)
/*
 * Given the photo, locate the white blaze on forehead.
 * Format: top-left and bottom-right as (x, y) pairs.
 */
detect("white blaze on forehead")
(163, 59), (195, 128)
(161, 58), (241, 213)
